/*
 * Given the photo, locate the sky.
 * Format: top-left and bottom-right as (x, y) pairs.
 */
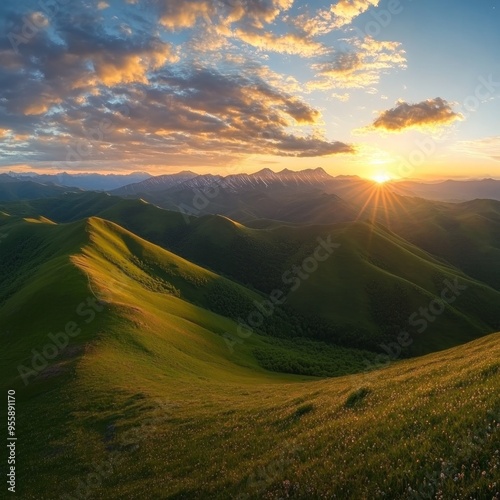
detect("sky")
(0, 0), (499, 180)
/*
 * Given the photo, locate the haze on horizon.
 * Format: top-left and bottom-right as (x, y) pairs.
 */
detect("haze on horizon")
(1, 0), (499, 181)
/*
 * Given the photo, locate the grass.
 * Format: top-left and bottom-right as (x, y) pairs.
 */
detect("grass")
(344, 387), (371, 408)
(0, 214), (499, 498)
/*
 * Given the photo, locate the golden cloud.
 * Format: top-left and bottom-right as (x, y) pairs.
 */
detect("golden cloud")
(367, 98), (464, 132)
(309, 36), (406, 90)
(92, 42), (178, 86)
(158, 0), (293, 31)
(291, 0), (380, 36)
(225, 0), (293, 28)
(23, 94), (62, 115)
(330, 0), (380, 28)
(159, 1), (213, 30)
(234, 29), (327, 57)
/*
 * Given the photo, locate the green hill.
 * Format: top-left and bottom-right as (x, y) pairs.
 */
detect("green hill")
(0, 215), (379, 386)
(5, 189), (500, 297)
(134, 185), (358, 225)
(2, 194), (499, 357)
(0, 179), (80, 201)
(387, 197), (500, 290)
(0, 214), (498, 498)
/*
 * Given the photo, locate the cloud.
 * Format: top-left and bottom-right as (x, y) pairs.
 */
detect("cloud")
(157, 0), (214, 30)
(330, 0), (380, 28)
(290, 0), (380, 36)
(156, 0), (293, 31)
(455, 136), (500, 162)
(269, 134), (354, 156)
(0, 62), (354, 169)
(90, 42), (178, 86)
(221, 0), (294, 28)
(366, 98), (463, 132)
(27, 11), (49, 28)
(0, 7), (178, 112)
(234, 28), (326, 57)
(309, 37), (406, 89)
(332, 92), (350, 101)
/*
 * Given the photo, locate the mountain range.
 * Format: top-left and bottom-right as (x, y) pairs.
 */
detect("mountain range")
(6, 171), (151, 191)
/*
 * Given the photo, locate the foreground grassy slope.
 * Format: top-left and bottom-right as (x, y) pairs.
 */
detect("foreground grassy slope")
(0, 215), (498, 498)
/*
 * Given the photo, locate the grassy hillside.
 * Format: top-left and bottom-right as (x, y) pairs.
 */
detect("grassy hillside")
(1, 194), (499, 356)
(93, 207), (500, 355)
(0, 214), (498, 498)
(346, 187), (500, 290)
(5, 189), (500, 296)
(0, 215), (378, 381)
(388, 198), (500, 290)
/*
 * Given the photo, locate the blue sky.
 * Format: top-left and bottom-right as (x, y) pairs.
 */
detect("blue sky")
(0, 0), (499, 179)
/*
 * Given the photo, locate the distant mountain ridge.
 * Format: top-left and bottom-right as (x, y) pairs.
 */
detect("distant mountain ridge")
(3, 168), (500, 205)
(112, 167), (335, 196)
(0, 178), (81, 201)
(110, 168), (361, 224)
(393, 178), (500, 201)
(7, 171), (152, 191)
(113, 171), (199, 195)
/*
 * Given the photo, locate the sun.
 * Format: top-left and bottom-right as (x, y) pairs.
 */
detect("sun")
(372, 173), (392, 184)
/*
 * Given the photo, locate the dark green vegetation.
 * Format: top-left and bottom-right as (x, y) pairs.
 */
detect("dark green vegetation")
(1, 184), (499, 499)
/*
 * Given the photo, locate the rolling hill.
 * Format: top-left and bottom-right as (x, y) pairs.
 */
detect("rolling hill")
(393, 178), (500, 201)
(0, 213), (499, 499)
(1, 196), (499, 357)
(0, 178), (80, 201)
(361, 191), (500, 291)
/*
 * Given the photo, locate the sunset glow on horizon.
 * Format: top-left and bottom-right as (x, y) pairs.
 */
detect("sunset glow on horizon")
(372, 173), (392, 184)
(0, 0), (499, 180)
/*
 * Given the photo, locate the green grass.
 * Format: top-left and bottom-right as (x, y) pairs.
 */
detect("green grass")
(0, 214), (499, 498)
(344, 387), (371, 408)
